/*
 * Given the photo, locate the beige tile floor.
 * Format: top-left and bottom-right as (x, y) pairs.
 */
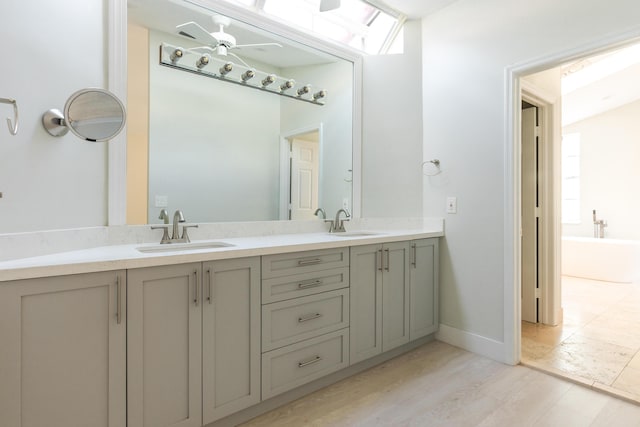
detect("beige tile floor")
(521, 275), (640, 402)
(241, 340), (640, 426)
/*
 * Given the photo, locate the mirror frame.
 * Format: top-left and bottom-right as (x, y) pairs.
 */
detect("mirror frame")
(107, 0), (362, 225)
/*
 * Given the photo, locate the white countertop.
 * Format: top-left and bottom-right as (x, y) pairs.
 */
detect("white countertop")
(0, 228), (443, 282)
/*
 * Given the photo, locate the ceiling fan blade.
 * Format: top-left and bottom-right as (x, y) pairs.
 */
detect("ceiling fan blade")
(320, 0), (341, 12)
(176, 21), (219, 45)
(235, 42), (283, 50)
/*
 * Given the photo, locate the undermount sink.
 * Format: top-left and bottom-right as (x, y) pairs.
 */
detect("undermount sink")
(136, 241), (234, 253)
(328, 231), (382, 238)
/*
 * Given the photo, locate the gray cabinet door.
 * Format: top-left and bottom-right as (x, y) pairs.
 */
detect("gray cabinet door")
(128, 263), (202, 427)
(202, 257), (261, 424)
(410, 238), (439, 340)
(381, 241), (411, 352)
(0, 271), (126, 427)
(349, 244), (383, 364)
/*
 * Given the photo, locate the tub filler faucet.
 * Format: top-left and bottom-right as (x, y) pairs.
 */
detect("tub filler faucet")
(592, 209), (607, 239)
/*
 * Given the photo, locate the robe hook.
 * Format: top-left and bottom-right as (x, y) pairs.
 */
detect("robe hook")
(0, 98), (19, 135)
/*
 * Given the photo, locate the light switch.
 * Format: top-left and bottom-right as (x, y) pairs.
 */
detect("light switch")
(155, 195), (168, 208)
(446, 197), (457, 214)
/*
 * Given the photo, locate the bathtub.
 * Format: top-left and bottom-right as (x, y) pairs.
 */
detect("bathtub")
(562, 236), (640, 283)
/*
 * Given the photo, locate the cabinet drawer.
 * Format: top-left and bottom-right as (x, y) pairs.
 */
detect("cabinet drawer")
(262, 248), (349, 279)
(262, 289), (349, 352)
(261, 329), (349, 399)
(261, 267), (349, 304)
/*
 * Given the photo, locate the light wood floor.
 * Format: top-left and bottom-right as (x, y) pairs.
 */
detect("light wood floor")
(240, 340), (640, 426)
(522, 276), (640, 403)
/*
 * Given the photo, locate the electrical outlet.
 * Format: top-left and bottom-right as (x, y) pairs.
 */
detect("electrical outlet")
(446, 197), (457, 214)
(155, 195), (168, 208)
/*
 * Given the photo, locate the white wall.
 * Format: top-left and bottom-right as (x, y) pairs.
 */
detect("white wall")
(422, 0), (640, 360)
(0, 0), (107, 233)
(361, 20), (423, 218)
(563, 100), (640, 240)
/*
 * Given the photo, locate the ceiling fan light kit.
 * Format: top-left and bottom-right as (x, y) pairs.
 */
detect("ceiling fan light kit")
(166, 16), (326, 105)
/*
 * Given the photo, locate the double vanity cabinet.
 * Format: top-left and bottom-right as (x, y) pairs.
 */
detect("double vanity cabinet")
(0, 235), (438, 427)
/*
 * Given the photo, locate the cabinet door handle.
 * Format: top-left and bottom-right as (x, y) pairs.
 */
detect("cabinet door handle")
(115, 275), (122, 325)
(377, 249), (383, 272)
(298, 355), (322, 368)
(298, 312), (322, 323)
(384, 248), (390, 272)
(298, 258), (322, 266)
(194, 270), (199, 306)
(411, 243), (417, 268)
(298, 279), (323, 289)
(206, 268), (212, 304)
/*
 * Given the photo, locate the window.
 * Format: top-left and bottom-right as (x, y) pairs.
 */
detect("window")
(561, 133), (580, 224)
(222, 0), (405, 54)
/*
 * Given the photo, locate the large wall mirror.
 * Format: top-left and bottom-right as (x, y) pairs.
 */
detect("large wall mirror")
(127, 0), (355, 224)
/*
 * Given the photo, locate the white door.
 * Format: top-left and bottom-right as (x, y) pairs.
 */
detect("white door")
(290, 138), (319, 220)
(521, 106), (538, 323)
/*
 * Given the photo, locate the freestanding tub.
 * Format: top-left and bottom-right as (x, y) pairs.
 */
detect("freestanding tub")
(562, 236), (640, 283)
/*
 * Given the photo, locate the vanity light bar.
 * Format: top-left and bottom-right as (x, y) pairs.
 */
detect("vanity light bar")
(159, 43), (325, 106)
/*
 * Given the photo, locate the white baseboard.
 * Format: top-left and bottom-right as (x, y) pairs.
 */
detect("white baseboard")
(436, 323), (506, 363)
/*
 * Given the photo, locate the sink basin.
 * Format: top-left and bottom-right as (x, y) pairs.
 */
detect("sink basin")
(328, 231), (381, 238)
(137, 241), (234, 253)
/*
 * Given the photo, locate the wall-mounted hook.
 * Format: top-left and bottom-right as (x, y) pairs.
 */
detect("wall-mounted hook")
(0, 98), (19, 135)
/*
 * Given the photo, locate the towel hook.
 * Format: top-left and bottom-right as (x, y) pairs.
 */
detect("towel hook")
(0, 98), (19, 135)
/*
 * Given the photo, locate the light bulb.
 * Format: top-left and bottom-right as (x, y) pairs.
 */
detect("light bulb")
(262, 74), (276, 87)
(280, 79), (295, 92)
(313, 90), (327, 100)
(241, 69), (255, 82)
(297, 85), (311, 96)
(196, 55), (210, 69)
(219, 62), (233, 76)
(170, 48), (183, 63)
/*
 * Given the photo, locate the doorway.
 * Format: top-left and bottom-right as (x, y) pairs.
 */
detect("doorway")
(279, 125), (323, 220)
(519, 42), (640, 403)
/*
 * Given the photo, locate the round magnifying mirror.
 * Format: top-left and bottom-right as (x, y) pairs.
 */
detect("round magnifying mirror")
(42, 88), (126, 142)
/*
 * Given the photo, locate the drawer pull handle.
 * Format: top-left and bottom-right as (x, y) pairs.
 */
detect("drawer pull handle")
(298, 312), (322, 323)
(194, 270), (199, 306)
(115, 275), (122, 325)
(298, 355), (322, 368)
(298, 258), (322, 266)
(411, 243), (417, 268)
(298, 279), (323, 289)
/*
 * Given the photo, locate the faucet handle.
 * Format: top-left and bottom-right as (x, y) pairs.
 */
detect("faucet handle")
(151, 225), (171, 244)
(324, 219), (335, 232)
(181, 224), (199, 243)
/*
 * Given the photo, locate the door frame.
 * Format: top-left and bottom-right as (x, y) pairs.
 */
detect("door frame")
(504, 28), (640, 365)
(279, 124), (324, 220)
(521, 83), (562, 327)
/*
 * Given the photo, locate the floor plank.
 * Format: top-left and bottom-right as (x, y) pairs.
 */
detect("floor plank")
(241, 340), (640, 426)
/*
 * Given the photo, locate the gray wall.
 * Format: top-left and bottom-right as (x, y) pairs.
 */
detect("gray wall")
(0, 0), (107, 233)
(362, 20), (424, 218)
(421, 0), (640, 356)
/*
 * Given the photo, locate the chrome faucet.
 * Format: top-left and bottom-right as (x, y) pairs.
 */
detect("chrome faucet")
(314, 208), (326, 219)
(330, 208), (351, 233)
(151, 209), (198, 244)
(592, 209), (607, 239)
